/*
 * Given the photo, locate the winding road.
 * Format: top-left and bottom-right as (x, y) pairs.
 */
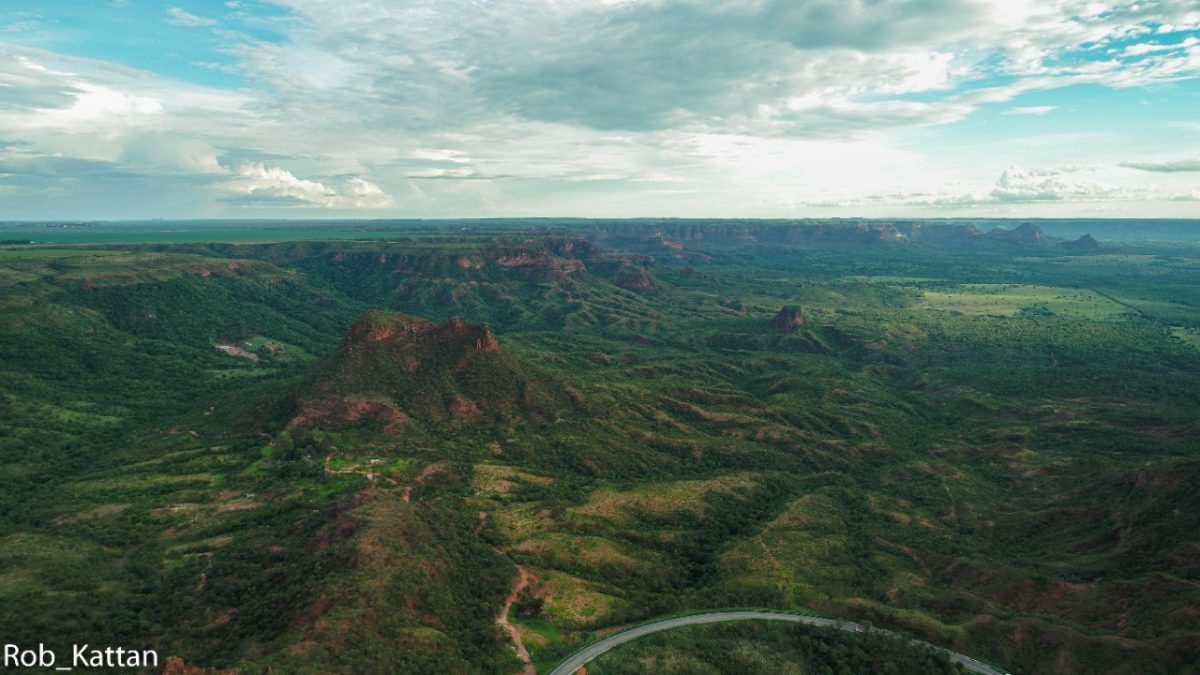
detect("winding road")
(546, 610), (1008, 675)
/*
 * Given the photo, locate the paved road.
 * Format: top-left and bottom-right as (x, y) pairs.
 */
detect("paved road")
(546, 610), (1008, 675)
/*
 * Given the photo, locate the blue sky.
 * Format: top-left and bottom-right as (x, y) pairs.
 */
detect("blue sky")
(1, 0), (1199, 219)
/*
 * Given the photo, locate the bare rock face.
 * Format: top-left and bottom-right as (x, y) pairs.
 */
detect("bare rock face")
(346, 312), (435, 342)
(289, 396), (410, 434)
(771, 306), (804, 332)
(341, 311), (499, 354)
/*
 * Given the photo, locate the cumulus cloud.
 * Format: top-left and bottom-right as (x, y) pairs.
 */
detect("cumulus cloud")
(224, 162), (393, 208)
(342, 177), (395, 208)
(990, 166), (1133, 202)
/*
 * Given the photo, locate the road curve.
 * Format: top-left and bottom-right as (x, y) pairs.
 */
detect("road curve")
(546, 610), (1007, 675)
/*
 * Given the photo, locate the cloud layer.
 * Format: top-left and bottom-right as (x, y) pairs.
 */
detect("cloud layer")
(1120, 158), (1200, 172)
(1, 1), (1198, 217)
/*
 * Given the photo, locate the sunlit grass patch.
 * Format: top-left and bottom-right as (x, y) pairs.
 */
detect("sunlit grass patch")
(1170, 326), (1200, 351)
(473, 463), (555, 496)
(529, 568), (629, 629)
(918, 284), (1131, 320)
(513, 533), (658, 577)
(492, 503), (556, 542)
(571, 473), (757, 524)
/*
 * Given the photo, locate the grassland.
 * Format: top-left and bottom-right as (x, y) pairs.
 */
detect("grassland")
(917, 283), (1133, 320)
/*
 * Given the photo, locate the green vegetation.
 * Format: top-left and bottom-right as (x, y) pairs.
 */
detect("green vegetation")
(1, 221), (1198, 674)
(917, 283), (1133, 320)
(587, 621), (968, 674)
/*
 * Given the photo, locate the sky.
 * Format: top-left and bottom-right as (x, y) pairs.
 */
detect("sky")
(1, 0), (1199, 219)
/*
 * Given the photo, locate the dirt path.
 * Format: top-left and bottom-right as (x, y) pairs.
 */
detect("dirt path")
(496, 563), (535, 675)
(479, 506), (535, 675)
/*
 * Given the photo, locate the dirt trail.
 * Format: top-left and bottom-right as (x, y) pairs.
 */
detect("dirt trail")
(496, 563), (535, 675)
(478, 504), (535, 675)
(324, 452), (366, 475)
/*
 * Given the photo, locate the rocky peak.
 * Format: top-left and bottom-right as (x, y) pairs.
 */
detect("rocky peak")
(344, 311), (498, 353)
(1011, 222), (1045, 243)
(989, 222), (1046, 245)
(771, 306), (805, 332)
(293, 310), (556, 429)
(347, 311), (436, 342)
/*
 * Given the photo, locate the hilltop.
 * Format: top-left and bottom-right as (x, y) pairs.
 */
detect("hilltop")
(291, 311), (561, 430)
(1061, 233), (1101, 250)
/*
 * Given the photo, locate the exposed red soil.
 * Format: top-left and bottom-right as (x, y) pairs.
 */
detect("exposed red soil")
(496, 564), (535, 675)
(450, 396), (482, 420)
(213, 343), (258, 361)
(289, 396), (410, 433)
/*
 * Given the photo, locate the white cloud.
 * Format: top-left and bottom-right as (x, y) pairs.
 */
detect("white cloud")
(342, 177), (395, 208)
(5, 0), (1200, 217)
(120, 135), (227, 175)
(166, 7), (216, 27)
(41, 83), (164, 122)
(990, 166), (1130, 202)
(1120, 157), (1200, 172)
(808, 165), (1156, 209)
(1003, 105), (1057, 115)
(224, 162), (393, 208)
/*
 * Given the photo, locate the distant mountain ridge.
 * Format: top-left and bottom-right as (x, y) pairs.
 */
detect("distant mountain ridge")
(585, 220), (1061, 255)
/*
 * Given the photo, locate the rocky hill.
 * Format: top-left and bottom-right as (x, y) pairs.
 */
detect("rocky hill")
(771, 306), (805, 332)
(986, 222), (1046, 245)
(291, 311), (560, 430)
(1061, 233), (1101, 250)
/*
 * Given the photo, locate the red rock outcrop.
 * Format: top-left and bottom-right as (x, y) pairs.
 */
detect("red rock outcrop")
(771, 306), (804, 332)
